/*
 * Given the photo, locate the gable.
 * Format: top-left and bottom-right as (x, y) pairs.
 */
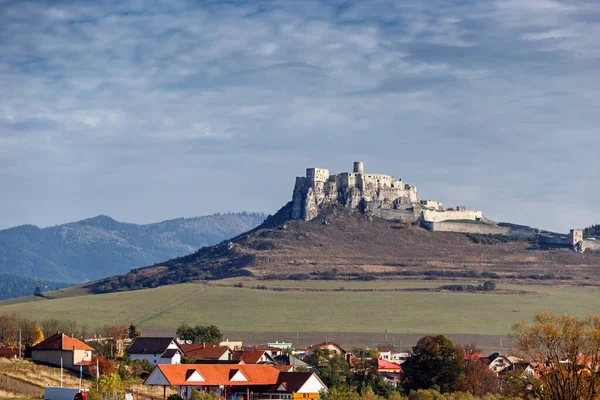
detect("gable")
(186, 370), (205, 382)
(229, 369), (248, 382)
(145, 368), (170, 386)
(277, 383), (287, 392)
(297, 374), (327, 393)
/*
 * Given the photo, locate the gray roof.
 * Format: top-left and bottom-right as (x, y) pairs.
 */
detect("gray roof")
(127, 337), (177, 355)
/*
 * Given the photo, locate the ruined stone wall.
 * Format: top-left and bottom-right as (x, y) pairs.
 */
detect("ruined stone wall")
(423, 221), (511, 234)
(373, 208), (420, 222)
(422, 209), (483, 222)
(584, 239), (600, 251)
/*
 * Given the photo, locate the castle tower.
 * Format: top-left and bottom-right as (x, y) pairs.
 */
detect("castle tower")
(570, 229), (583, 246)
(353, 161), (364, 174)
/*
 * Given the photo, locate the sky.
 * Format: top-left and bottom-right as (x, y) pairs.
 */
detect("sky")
(0, 0), (599, 233)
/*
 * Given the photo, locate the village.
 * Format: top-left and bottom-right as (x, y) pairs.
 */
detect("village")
(1, 314), (598, 400)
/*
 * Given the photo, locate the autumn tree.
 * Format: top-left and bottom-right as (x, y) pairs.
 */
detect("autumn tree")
(455, 344), (499, 396)
(94, 372), (125, 400)
(0, 314), (17, 346)
(512, 312), (600, 400)
(402, 335), (461, 393)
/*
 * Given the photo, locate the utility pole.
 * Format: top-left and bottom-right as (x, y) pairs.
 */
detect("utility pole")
(18, 330), (22, 358)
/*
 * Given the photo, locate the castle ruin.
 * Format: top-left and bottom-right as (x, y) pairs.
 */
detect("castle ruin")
(292, 162), (420, 221)
(288, 162), (596, 253)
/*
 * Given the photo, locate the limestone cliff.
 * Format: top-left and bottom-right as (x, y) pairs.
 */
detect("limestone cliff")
(291, 162), (421, 222)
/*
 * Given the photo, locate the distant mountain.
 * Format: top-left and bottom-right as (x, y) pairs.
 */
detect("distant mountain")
(0, 212), (266, 283)
(0, 274), (72, 301)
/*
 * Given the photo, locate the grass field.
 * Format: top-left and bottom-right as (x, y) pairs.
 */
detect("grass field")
(0, 280), (599, 335)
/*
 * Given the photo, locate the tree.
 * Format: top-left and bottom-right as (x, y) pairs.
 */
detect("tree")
(33, 286), (42, 296)
(482, 281), (496, 291)
(455, 344), (499, 396)
(176, 323), (222, 345)
(128, 323), (140, 339)
(350, 348), (384, 395)
(512, 312), (600, 400)
(305, 348), (352, 389)
(402, 335), (461, 393)
(95, 372), (125, 400)
(0, 314), (17, 346)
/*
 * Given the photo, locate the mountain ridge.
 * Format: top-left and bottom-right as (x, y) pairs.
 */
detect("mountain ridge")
(0, 212), (267, 283)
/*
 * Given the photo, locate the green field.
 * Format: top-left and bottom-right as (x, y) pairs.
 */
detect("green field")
(0, 280), (598, 335)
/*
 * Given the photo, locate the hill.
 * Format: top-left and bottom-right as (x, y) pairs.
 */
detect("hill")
(85, 205), (600, 294)
(0, 274), (72, 301)
(0, 212), (266, 283)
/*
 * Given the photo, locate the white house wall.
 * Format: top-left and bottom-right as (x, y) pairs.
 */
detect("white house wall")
(298, 374), (327, 393)
(131, 353), (181, 366)
(145, 368), (170, 386)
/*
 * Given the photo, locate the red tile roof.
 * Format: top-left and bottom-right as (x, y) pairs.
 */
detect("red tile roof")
(148, 364), (281, 386)
(377, 359), (402, 372)
(306, 341), (346, 353)
(231, 350), (271, 364)
(181, 344), (230, 360)
(32, 333), (93, 352)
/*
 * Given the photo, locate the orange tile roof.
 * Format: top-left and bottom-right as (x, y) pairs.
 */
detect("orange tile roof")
(377, 359), (402, 371)
(150, 364), (281, 386)
(181, 344), (230, 359)
(231, 350), (269, 364)
(32, 333), (94, 352)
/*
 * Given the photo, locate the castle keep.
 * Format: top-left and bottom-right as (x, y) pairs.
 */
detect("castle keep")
(292, 162), (419, 222)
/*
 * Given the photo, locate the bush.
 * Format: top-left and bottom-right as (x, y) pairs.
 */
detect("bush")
(167, 395), (184, 400)
(288, 273), (311, 280)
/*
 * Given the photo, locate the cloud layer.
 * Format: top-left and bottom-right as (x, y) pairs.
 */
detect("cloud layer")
(1, 0), (599, 232)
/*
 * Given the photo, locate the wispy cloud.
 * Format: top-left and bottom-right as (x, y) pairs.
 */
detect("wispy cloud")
(1, 0), (599, 232)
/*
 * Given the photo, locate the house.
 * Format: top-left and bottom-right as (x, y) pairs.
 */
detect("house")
(220, 340), (243, 351)
(378, 350), (392, 361)
(304, 342), (346, 356)
(273, 354), (310, 371)
(127, 337), (183, 365)
(232, 350), (276, 364)
(31, 333), (93, 370)
(144, 364), (328, 400)
(243, 345), (283, 357)
(390, 352), (411, 364)
(487, 352), (522, 374)
(180, 344), (231, 361)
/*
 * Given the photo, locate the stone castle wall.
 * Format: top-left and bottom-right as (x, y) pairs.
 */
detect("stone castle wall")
(293, 162), (422, 221)
(422, 209), (483, 223)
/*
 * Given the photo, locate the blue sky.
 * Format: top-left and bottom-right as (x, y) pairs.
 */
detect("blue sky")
(1, 0), (598, 232)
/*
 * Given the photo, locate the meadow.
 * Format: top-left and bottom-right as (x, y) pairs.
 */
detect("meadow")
(0, 280), (598, 335)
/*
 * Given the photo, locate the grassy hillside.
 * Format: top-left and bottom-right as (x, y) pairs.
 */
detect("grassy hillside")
(0, 212), (266, 283)
(1, 280), (599, 335)
(0, 274), (73, 301)
(86, 206), (600, 294)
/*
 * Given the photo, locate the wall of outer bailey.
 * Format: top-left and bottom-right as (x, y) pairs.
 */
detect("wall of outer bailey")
(422, 210), (483, 222)
(422, 221), (511, 234)
(584, 239), (600, 251)
(372, 208), (420, 222)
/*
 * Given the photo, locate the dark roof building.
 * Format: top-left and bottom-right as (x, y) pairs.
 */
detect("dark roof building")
(127, 337), (183, 366)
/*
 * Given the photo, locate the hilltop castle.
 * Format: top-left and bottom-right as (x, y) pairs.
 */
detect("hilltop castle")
(289, 162), (595, 253)
(291, 161), (421, 222)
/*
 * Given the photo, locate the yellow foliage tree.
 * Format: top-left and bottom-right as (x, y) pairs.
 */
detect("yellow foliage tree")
(33, 325), (44, 345)
(512, 312), (600, 400)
